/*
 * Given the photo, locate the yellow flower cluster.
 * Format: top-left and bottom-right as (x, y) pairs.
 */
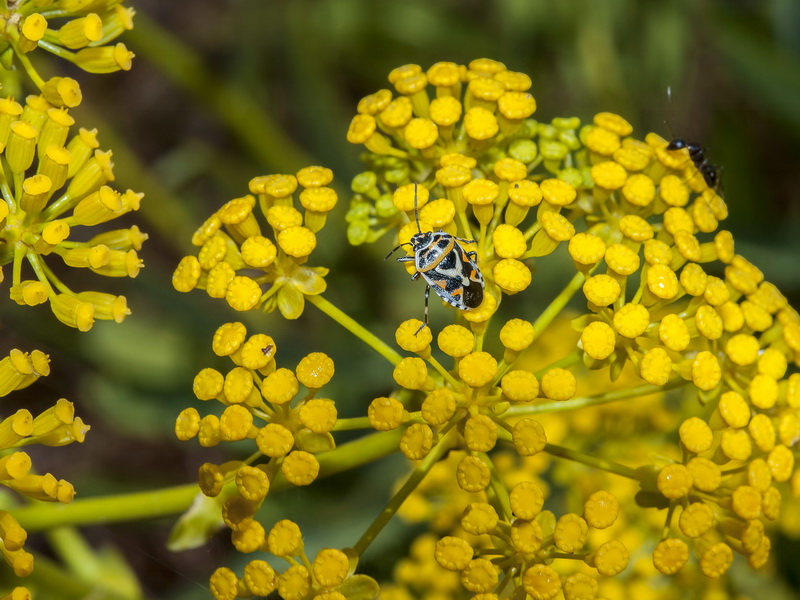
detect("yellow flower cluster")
(0, 94), (145, 330)
(175, 322), (340, 556)
(178, 59), (799, 599)
(0, 347), (89, 587)
(173, 167), (337, 319)
(210, 520), (377, 600)
(569, 121), (799, 577)
(343, 60), (800, 597)
(0, 0), (135, 101)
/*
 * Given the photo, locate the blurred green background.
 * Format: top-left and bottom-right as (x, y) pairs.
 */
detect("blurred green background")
(2, 0), (799, 596)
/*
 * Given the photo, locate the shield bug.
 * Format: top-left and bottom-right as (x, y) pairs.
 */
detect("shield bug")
(385, 183), (484, 334)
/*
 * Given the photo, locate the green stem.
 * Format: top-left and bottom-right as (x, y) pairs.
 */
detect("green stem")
(7, 29), (46, 90)
(15, 428), (403, 532)
(531, 349), (581, 379)
(352, 428), (454, 557)
(425, 354), (460, 388)
(483, 452), (512, 521)
(544, 442), (637, 479)
(31, 253), (71, 294)
(331, 416), (371, 431)
(12, 244), (25, 286)
(47, 526), (104, 581)
(532, 271), (585, 336)
(503, 378), (685, 417)
(307, 294), (402, 366)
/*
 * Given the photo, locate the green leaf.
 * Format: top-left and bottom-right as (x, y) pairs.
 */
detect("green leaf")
(166, 491), (225, 551)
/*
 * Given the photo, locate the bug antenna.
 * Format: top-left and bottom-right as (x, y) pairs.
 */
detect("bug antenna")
(413, 182), (422, 233)
(664, 85), (677, 139)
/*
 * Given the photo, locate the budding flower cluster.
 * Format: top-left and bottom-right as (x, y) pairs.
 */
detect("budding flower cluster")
(0, 95), (145, 330)
(176, 322), (342, 559)
(1, 1), (135, 103)
(173, 167), (337, 319)
(0, 347), (89, 589)
(210, 520), (374, 600)
(176, 57), (799, 599)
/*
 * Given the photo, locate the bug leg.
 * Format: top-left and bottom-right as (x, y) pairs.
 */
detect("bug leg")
(415, 285), (430, 335)
(396, 256), (415, 263)
(466, 251), (478, 261)
(411, 272), (421, 280)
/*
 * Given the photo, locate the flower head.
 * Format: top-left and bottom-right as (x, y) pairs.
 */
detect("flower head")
(0, 95), (145, 330)
(209, 521), (376, 600)
(173, 168), (336, 319)
(0, 347), (89, 594)
(347, 60), (800, 598)
(0, 2), (135, 99)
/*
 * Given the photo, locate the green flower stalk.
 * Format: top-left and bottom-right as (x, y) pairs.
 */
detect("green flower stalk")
(176, 59), (800, 599)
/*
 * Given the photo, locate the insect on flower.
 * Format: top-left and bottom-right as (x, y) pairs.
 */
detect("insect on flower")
(385, 184), (484, 334)
(665, 86), (722, 191)
(666, 138), (722, 190)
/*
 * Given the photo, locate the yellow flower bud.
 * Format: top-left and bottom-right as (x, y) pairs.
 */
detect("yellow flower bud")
(74, 42), (135, 74)
(50, 293), (94, 331)
(42, 77), (83, 108)
(653, 538), (689, 575)
(368, 396), (405, 431)
(58, 14), (103, 49)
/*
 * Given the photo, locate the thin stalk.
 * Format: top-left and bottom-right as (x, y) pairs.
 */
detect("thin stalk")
(504, 378), (685, 417)
(352, 428), (455, 557)
(15, 429), (404, 531)
(532, 271), (585, 336)
(544, 442), (637, 479)
(307, 294), (402, 366)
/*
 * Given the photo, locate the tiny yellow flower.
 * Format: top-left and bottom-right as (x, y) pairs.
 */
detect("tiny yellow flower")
(501, 370), (539, 402)
(368, 397), (405, 431)
(435, 536), (474, 571)
(581, 321), (616, 360)
(583, 274), (621, 307)
(511, 418), (547, 456)
(540, 368), (577, 401)
(657, 464), (693, 499)
(522, 565), (561, 600)
(652, 538), (689, 575)
(457, 352), (497, 387)
(583, 490), (619, 529)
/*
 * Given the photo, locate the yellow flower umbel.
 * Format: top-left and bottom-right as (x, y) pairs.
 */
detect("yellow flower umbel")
(175, 323), (343, 563)
(0, 94), (145, 330)
(180, 59), (800, 599)
(0, 1), (135, 100)
(209, 521), (377, 600)
(0, 347), (89, 597)
(173, 167), (336, 319)
(344, 60), (800, 597)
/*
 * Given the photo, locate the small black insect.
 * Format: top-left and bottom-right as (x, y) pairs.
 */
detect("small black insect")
(666, 138), (721, 191)
(664, 86), (722, 191)
(386, 183), (484, 334)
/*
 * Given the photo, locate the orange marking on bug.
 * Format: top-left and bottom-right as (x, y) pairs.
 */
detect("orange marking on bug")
(417, 237), (455, 273)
